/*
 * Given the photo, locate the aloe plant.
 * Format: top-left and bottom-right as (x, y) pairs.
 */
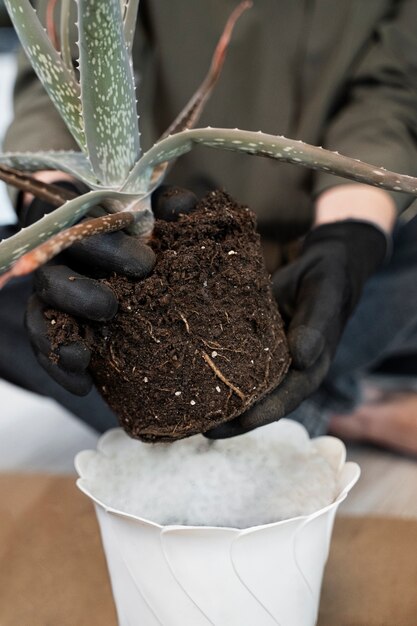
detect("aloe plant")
(1, 0), (417, 289)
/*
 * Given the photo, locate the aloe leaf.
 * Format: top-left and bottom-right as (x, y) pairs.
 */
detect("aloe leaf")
(160, 1), (251, 142)
(0, 165), (77, 206)
(4, 0), (86, 152)
(123, 0), (140, 53)
(97, 192), (154, 239)
(46, 0), (59, 48)
(125, 127), (417, 197)
(0, 211), (136, 289)
(60, 0), (74, 71)
(76, 0), (140, 186)
(0, 151), (99, 187)
(135, 0), (251, 196)
(0, 188), (141, 273)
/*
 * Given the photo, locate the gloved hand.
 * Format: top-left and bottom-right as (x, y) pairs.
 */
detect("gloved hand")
(205, 219), (389, 438)
(24, 183), (197, 395)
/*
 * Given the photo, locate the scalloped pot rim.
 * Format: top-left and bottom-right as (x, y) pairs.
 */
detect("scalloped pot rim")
(75, 420), (361, 532)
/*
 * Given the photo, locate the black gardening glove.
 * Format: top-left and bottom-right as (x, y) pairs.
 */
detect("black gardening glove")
(24, 183), (197, 396)
(206, 219), (389, 438)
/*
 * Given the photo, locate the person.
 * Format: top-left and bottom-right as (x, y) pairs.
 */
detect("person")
(1, 0), (417, 453)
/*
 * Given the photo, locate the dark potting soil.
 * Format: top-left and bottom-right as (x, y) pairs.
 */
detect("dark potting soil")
(47, 191), (291, 441)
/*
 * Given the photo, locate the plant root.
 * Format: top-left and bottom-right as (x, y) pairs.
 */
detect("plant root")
(202, 351), (246, 401)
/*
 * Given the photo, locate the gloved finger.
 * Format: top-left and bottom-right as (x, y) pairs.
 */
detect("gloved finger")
(204, 350), (331, 439)
(285, 266), (345, 369)
(36, 351), (93, 396)
(152, 185), (198, 221)
(272, 259), (328, 366)
(25, 295), (91, 372)
(35, 265), (118, 321)
(66, 229), (156, 279)
(271, 261), (302, 324)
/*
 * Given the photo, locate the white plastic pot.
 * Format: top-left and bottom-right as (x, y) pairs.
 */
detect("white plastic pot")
(75, 420), (360, 626)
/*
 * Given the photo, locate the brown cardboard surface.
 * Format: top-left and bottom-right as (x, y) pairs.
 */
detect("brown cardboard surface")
(0, 474), (416, 626)
(0, 474), (117, 626)
(318, 514), (417, 626)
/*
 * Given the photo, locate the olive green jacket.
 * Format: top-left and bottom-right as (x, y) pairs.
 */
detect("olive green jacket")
(5, 0), (417, 239)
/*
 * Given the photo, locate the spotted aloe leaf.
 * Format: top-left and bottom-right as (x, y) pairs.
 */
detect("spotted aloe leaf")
(0, 151), (99, 187)
(4, 0), (86, 152)
(76, 0), (140, 186)
(123, 0), (140, 54)
(0, 211), (136, 289)
(126, 127), (417, 197)
(0, 188), (151, 273)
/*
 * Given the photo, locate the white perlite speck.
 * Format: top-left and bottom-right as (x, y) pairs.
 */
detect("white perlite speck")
(84, 421), (337, 528)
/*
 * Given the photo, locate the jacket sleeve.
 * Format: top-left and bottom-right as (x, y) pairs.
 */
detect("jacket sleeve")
(313, 0), (417, 214)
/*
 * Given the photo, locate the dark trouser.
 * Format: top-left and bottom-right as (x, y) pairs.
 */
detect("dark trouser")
(289, 213), (417, 436)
